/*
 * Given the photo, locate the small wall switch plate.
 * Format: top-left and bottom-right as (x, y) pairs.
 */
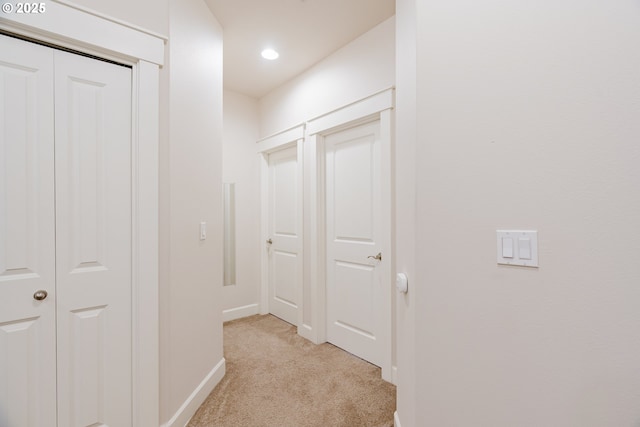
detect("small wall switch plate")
(497, 230), (538, 267)
(200, 221), (207, 240)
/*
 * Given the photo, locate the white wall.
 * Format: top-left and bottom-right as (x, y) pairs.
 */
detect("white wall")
(398, 1), (640, 425)
(222, 90), (262, 320)
(64, 0), (169, 37)
(258, 16), (395, 138)
(159, 0), (224, 424)
(394, 0), (416, 425)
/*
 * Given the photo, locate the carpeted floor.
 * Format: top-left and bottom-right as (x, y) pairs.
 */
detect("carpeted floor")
(187, 314), (396, 427)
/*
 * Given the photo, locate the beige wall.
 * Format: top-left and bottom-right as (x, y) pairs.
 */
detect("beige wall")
(222, 90), (261, 316)
(62, 0), (169, 36)
(396, 0), (640, 425)
(159, 0), (224, 424)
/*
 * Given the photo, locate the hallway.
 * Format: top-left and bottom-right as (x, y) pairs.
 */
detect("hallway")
(188, 315), (396, 426)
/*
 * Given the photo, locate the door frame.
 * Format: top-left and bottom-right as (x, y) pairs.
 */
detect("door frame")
(305, 88), (395, 382)
(1, 6), (163, 426)
(258, 125), (305, 331)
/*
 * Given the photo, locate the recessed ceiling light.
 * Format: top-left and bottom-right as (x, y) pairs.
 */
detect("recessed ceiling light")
(261, 48), (279, 60)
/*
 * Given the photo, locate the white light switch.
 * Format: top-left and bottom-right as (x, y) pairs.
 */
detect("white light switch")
(200, 221), (207, 240)
(502, 237), (514, 258)
(518, 237), (531, 259)
(497, 230), (538, 267)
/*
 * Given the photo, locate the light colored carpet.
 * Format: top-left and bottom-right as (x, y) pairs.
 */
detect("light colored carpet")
(187, 314), (396, 427)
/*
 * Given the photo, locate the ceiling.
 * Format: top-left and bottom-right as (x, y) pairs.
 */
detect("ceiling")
(205, 0), (395, 99)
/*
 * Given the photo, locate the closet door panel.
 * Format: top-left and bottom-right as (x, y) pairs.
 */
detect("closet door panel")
(0, 35), (57, 427)
(54, 50), (133, 427)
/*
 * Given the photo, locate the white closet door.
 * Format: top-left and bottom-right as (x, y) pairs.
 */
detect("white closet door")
(0, 36), (57, 427)
(54, 50), (133, 427)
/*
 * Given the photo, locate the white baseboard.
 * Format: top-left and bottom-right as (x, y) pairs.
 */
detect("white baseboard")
(222, 303), (259, 322)
(297, 323), (314, 342)
(162, 358), (226, 427)
(394, 411), (402, 427)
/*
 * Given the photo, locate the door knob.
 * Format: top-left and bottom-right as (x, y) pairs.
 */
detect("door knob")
(33, 290), (48, 301)
(266, 238), (273, 245)
(367, 252), (382, 261)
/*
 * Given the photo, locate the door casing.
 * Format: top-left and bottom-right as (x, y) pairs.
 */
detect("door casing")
(306, 90), (394, 382)
(258, 126), (305, 332)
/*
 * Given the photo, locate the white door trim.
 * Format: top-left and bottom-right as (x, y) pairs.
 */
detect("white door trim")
(305, 88), (395, 381)
(306, 88), (394, 135)
(0, 8), (162, 426)
(258, 125), (305, 332)
(257, 124), (305, 153)
(0, 0), (165, 65)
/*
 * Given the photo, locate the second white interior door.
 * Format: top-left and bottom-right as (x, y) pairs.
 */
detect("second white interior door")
(267, 145), (302, 325)
(325, 119), (387, 367)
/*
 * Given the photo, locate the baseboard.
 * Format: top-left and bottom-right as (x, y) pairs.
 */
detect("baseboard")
(222, 303), (259, 322)
(394, 411), (402, 427)
(297, 323), (314, 342)
(161, 357), (226, 427)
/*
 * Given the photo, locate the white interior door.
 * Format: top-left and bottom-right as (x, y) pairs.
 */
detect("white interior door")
(54, 50), (133, 427)
(0, 35), (57, 427)
(267, 145), (302, 325)
(325, 120), (388, 367)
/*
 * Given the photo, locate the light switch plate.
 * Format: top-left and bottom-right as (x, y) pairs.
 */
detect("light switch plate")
(496, 230), (538, 267)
